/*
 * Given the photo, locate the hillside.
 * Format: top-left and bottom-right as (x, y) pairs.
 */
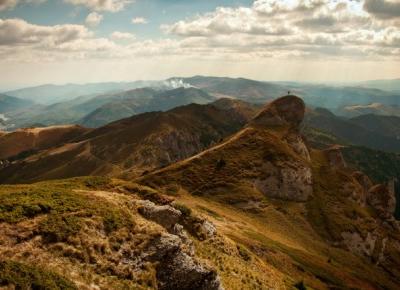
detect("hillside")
(304, 108), (400, 152)
(0, 125), (90, 160)
(0, 94), (34, 114)
(139, 95), (400, 289)
(5, 81), (157, 105)
(179, 76), (286, 103)
(0, 99), (258, 183)
(179, 76), (400, 110)
(1, 96), (399, 289)
(350, 114), (400, 138)
(79, 87), (216, 128)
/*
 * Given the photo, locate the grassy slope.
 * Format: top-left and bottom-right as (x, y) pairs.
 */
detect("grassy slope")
(138, 122), (400, 289)
(0, 177), (289, 290)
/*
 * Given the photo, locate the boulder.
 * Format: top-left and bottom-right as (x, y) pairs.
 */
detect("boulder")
(148, 233), (223, 290)
(138, 200), (182, 230)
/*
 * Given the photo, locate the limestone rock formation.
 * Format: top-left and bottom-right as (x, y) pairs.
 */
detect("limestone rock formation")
(367, 183), (396, 220)
(138, 200), (182, 230)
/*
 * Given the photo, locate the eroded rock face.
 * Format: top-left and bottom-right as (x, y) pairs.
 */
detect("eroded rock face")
(137, 200), (223, 290)
(368, 184), (396, 220)
(251, 95), (305, 131)
(254, 161), (313, 202)
(341, 231), (388, 265)
(151, 234), (222, 290)
(284, 133), (311, 161)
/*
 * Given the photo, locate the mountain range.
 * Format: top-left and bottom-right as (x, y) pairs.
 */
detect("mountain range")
(0, 95), (399, 289)
(2, 76), (400, 131)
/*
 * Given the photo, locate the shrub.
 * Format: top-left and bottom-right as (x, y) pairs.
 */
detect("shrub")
(237, 244), (251, 261)
(39, 214), (82, 243)
(173, 203), (192, 217)
(0, 260), (76, 289)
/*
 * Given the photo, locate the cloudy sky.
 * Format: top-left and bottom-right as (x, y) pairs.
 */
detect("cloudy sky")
(0, 0), (399, 88)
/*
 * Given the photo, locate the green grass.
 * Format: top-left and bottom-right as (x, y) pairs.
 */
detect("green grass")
(0, 260), (76, 289)
(0, 177), (134, 240)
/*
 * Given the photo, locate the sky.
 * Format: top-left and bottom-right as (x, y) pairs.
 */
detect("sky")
(0, 0), (399, 89)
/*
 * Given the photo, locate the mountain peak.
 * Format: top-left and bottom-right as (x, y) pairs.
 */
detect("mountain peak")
(250, 95), (305, 130)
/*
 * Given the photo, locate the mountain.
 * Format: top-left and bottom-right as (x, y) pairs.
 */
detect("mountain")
(350, 114), (400, 138)
(179, 76), (400, 110)
(305, 108), (400, 152)
(0, 125), (90, 161)
(0, 94), (34, 114)
(138, 95), (400, 289)
(5, 81), (158, 105)
(79, 87), (216, 128)
(337, 103), (400, 118)
(0, 99), (258, 183)
(1, 95), (399, 289)
(356, 79), (400, 91)
(180, 76), (287, 103)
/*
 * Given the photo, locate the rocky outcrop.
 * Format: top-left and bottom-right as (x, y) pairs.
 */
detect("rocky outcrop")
(137, 200), (222, 290)
(324, 145), (347, 169)
(150, 234), (222, 290)
(254, 161), (313, 202)
(367, 184), (396, 220)
(251, 95), (313, 202)
(138, 200), (182, 230)
(251, 95), (305, 131)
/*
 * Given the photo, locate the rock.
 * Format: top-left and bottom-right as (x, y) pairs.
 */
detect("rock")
(251, 95), (305, 131)
(352, 171), (373, 193)
(324, 145), (347, 169)
(196, 220), (217, 241)
(367, 184), (396, 220)
(138, 200), (182, 230)
(254, 161), (313, 202)
(148, 233), (223, 290)
(284, 132), (311, 161)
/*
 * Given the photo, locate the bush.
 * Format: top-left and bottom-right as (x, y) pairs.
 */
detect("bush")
(173, 203), (192, 217)
(0, 260), (76, 289)
(39, 214), (82, 243)
(237, 244), (251, 261)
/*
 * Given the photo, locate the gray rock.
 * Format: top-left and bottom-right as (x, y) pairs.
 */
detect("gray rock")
(138, 200), (182, 230)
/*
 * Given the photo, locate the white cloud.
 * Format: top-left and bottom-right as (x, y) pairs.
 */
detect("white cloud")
(64, 0), (132, 12)
(111, 31), (135, 40)
(0, 0), (46, 11)
(161, 0), (400, 60)
(85, 12), (103, 27)
(132, 17), (148, 24)
(0, 18), (91, 46)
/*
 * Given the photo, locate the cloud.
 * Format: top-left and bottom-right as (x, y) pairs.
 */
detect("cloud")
(0, 0), (45, 11)
(0, 18), (91, 46)
(0, 1), (399, 65)
(132, 17), (148, 24)
(64, 0), (132, 12)
(161, 0), (399, 60)
(85, 12), (103, 27)
(111, 31), (135, 40)
(364, 0), (400, 19)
